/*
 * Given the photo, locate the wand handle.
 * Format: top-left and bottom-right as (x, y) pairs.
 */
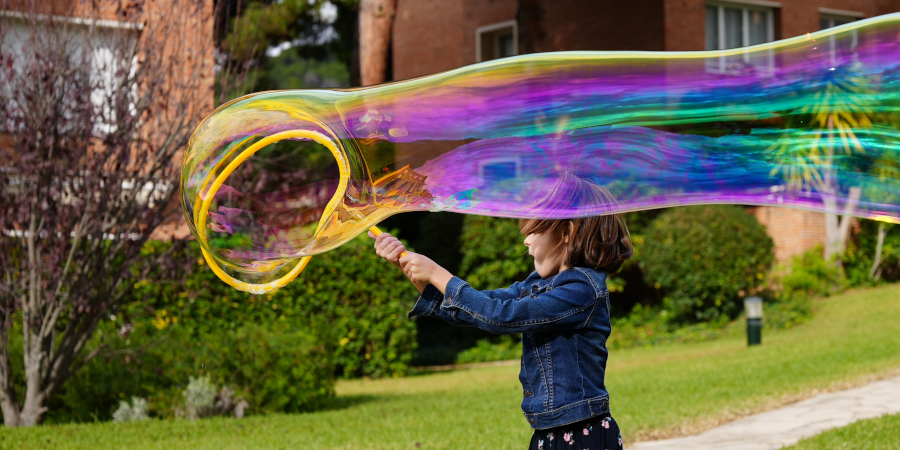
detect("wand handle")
(368, 226), (409, 257)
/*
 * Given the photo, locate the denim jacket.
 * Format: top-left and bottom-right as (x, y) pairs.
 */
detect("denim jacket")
(408, 267), (612, 430)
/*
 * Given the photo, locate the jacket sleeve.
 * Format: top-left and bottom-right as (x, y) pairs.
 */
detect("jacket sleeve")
(407, 272), (603, 334)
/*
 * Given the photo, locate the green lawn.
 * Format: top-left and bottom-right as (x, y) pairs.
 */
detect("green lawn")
(783, 412), (900, 450)
(2, 284), (899, 450)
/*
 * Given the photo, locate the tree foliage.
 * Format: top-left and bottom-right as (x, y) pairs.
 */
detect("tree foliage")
(132, 234), (418, 380)
(640, 206), (775, 323)
(215, 0), (360, 99)
(458, 216), (533, 290)
(0, 1), (211, 426)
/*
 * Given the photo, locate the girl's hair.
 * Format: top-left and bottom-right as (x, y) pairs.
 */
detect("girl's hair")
(519, 173), (634, 273)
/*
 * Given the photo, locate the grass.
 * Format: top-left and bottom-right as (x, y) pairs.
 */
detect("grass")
(783, 412), (900, 450)
(2, 284), (899, 449)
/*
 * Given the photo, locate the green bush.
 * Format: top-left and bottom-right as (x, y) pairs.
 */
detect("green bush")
(174, 320), (336, 415)
(42, 324), (163, 423)
(455, 335), (521, 365)
(640, 205), (775, 324)
(41, 318), (334, 423)
(607, 304), (738, 349)
(400, 216), (532, 367)
(777, 247), (847, 301)
(133, 233), (417, 379)
(764, 295), (814, 330)
(458, 216), (532, 289)
(842, 220), (900, 287)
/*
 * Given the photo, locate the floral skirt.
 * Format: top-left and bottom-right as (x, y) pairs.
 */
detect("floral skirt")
(528, 415), (623, 450)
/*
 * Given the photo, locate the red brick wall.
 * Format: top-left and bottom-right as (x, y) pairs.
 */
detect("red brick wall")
(390, 0), (900, 261)
(393, 0), (900, 75)
(393, 0), (667, 79)
(750, 206), (827, 261)
(540, 0), (666, 52)
(393, 0), (467, 80)
(662, 0), (900, 53)
(459, 0), (519, 66)
(782, 0), (878, 39)
(392, 0), (900, 77)
(878, 0), (900, 14)
(664, 0), (707, 50)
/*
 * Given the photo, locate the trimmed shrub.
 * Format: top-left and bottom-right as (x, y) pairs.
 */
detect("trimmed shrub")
(112, 397), (149, 422)
(39, 321), (165, 424)
(455, 335), (521, 365)
(403, 216), (532, 367)
(777, 247), (847, 301)
(843, 220), (900, 286)
(641, 205), (775, 323)
(6, 233), (413, 424)
(186, 320), (336, 414)
(183, 376), (217, 419)
(458, 216), (532, 289)
(280, 234), (417, 378)
(133, 233), (417, 379)
(764, 295), (814, 330)
(42, 318), (334, 422)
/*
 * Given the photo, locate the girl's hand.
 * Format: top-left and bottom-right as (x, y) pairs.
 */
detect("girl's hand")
(368, 231), (407, 270)
(399, 252), (453, 293)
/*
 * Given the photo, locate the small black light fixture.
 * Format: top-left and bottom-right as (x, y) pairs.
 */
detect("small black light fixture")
(744, 296), (763, 346)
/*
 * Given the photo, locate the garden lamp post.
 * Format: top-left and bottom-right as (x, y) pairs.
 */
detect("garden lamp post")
(745, 296), (763, 346)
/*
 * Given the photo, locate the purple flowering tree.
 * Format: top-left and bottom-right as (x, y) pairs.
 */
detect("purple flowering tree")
(0, 1), (212, 426)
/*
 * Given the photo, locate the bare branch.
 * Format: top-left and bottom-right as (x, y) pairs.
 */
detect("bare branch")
(0, 0), (213, 425)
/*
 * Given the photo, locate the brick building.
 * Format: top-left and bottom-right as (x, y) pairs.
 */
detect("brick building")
(391, 0), (900, 262)
(1, 0), (215, 240)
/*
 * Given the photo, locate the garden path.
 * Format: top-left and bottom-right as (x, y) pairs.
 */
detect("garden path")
(627, 373), (900, 450)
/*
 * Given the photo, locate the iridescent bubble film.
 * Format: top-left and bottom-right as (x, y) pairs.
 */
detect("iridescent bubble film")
(182, 14), (900, 292)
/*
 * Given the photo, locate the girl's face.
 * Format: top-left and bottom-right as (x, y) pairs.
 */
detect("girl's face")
(524, 230), (569, 278)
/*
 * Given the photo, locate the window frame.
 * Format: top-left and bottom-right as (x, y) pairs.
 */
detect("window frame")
(478, 156), (521, 185)
(1, 11), (142, 137)
(476, 20), (518, 63)
(705, 1), (777, 75)
(819, 8), (864, 65)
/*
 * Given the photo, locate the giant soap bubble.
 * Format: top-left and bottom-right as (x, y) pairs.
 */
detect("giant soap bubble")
(182, 14), (900, 293)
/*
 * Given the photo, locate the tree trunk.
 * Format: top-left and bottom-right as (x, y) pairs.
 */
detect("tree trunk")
(869, 222), (889, 280)
(359, 0), (395, 86)
(18, 335), (49, 426)
(823, 186), (862, 263)
(0, 326), (21, 426)
(0, 1), (212, 426)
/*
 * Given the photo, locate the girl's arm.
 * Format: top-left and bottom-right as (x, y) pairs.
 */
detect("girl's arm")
(405, 261), (605, 335)
(368, 231), (430, 292)
(369, 231), (522, 302)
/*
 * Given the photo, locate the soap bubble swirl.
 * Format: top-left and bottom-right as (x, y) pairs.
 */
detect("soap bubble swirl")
(182, 14), (900, 292)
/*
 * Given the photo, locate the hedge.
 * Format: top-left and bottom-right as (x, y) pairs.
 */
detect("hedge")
(9, 318), (335, 424)
(640, 205), (775, 323)
(458, 215), (533, 289)
(131, 232), (418, 379)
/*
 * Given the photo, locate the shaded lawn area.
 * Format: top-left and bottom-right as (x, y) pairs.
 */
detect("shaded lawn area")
(2, 284), (899, 449)
(784, 412), (900, 450)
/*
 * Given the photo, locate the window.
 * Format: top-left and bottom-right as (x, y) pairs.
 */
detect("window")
(705, 2), (775, 74)
(476, 20), (517, 62)
(479, 157), (520, 184)
(820, 15), (857, 30)
(820, 9), (863, 63)
(1, 12), (140, 136)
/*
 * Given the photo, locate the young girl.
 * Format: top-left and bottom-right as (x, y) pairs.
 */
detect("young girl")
(370, 174), (633, 450)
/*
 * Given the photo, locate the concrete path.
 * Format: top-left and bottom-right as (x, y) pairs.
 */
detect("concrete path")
(627, 374), (900, 450)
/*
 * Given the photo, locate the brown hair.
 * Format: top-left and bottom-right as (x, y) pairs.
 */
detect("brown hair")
(519, 173), (634, 273)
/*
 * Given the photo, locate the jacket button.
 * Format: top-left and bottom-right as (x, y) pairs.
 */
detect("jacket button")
(529, 418), (536, 424)
(524, 390), (533, 397)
